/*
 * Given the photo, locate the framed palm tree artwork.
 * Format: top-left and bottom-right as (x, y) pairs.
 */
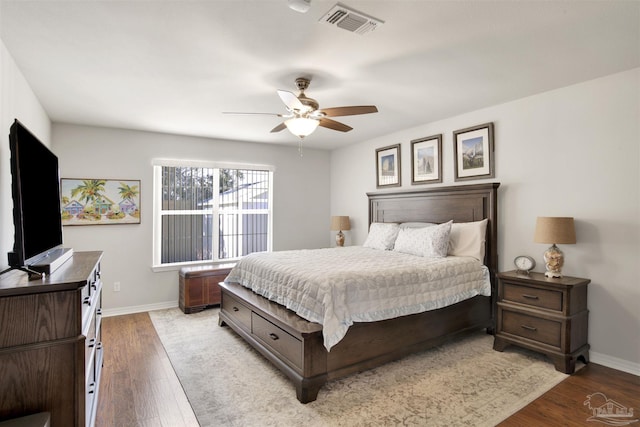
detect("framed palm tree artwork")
(61, 178), (141, 225)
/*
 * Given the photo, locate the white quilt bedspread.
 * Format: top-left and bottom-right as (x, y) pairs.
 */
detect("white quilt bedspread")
(225, 246), (491, 351)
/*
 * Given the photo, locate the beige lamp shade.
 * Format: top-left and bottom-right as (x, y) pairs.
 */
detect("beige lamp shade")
(330, 216), (351, 231)
(534, 217), (576, 244)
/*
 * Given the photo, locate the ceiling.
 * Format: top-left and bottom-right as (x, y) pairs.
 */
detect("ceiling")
(1, 1), (638, 150)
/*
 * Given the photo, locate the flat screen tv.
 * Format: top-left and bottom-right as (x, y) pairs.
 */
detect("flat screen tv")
(6, 119), (71, 276)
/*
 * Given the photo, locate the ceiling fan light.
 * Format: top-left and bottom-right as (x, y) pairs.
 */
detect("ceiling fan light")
(288, 0), (311, 13)
(285, 117), (319, 138)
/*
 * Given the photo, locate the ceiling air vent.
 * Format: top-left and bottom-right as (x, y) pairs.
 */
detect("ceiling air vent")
(319, 3), (384, 35)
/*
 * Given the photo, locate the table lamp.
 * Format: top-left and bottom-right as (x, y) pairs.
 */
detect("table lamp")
(534, 217), (576, 278)
(330, 216), (351, 247)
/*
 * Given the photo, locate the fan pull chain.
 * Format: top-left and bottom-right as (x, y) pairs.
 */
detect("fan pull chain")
(298, 139), (304, 157)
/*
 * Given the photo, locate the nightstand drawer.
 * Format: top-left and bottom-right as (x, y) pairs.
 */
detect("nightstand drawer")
(503, 282), (562, 311)
(501, 310), (561, 348)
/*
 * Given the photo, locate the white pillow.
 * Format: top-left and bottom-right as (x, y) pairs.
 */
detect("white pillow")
(448, 218), (488, 261)
(394, 220), (452, 258)
(363, 222), (400, 250)
(393, 228), (425, 256)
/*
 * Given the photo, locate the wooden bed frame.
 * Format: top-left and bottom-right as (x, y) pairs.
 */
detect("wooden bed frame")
(218, 182), (499, 403)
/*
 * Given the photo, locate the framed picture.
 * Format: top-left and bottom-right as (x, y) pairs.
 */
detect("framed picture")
(61, 178), (141, 225)
(411, 134), (442, 185)
(453, 122), (494, 181)
(376, 144), (401, 188)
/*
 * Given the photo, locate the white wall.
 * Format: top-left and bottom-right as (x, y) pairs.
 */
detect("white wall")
(0, 40), (51, 271)
(52, 124), (331, 315)
(330, 68), (640, 374)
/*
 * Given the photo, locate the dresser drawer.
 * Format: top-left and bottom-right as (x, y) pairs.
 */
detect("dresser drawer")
(85, 311), (97, 364)
(502, 282), (562, 311)
(252, 312), (302, 370)
(88, 265), (100, 297)
(86, 354), (97, 424)
(221, 293), (252, 331)
(81, 284), (93, 331)
(501, 309), (561, 348)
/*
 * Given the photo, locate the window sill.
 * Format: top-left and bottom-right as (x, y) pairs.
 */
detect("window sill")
(151, 260), (239, 273)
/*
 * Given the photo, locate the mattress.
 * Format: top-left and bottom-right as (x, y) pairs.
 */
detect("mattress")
(225, 246), (491, 350)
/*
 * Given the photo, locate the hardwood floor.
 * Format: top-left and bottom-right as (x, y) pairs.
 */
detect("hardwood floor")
(96, 313), (198, 427)
(96, 312), (640, 426)
(499, 362), (640, 426)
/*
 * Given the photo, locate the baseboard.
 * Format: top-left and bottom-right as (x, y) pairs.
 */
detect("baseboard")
(102, 301), (178, 317)
(591, 351), (640, 376)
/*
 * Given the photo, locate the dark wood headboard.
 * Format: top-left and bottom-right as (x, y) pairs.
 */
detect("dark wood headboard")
(367, 182), (500, 288)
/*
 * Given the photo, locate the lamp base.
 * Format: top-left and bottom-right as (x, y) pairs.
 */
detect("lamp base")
(543, 244), (564, 278)
(335, 231), (345, 247)
(544, 270), (563, 278)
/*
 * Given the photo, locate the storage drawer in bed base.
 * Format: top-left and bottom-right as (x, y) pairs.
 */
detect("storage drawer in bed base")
(218, 291), (327, 403)
(218, 281), (494, 403)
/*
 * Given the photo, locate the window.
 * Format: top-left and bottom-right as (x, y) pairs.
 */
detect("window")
(153, 160), (273, 269)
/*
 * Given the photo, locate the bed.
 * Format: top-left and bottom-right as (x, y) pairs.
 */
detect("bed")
(218, 182), (499, 403)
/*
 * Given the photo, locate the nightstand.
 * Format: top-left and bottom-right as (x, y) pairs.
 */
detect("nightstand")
(493, 270), (590, 374)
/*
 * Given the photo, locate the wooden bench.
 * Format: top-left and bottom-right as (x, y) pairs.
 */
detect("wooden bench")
(179, 264), (235, 313)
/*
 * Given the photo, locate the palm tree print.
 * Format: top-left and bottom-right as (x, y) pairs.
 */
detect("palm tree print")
(118, 182), (139, 202)
(61, 179), (141, 224)
(71, 179), (106, 207)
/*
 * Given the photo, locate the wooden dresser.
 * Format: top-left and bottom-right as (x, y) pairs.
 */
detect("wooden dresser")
(0, 251), (103, 427)
(493, 270), (590, 374)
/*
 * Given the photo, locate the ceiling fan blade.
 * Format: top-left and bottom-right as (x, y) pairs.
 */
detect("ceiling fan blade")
(318, 105), (378, 117)
(277, 90), (305, 111)
(319, 118), (353, 132)
(223, 112), (287, 117)
(270, 122), (287, 133)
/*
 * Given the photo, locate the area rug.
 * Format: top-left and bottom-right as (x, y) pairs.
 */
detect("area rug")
(149, 308), (568, 427)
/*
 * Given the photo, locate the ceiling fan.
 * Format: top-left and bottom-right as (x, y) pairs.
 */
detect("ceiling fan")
(224, 77), (378, 138)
